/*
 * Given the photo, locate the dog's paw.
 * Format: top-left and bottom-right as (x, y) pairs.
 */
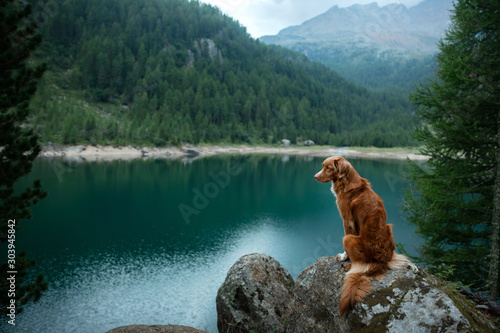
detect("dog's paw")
(336, 251), (349, 261)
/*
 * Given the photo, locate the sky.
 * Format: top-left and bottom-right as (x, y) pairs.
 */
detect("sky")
(198, 0), (425, 38)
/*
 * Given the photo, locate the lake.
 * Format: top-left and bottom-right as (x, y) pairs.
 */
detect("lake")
(5, 154), (422, 333)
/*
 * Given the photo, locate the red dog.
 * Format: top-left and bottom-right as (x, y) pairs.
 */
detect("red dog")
(314, 156), (407, 316)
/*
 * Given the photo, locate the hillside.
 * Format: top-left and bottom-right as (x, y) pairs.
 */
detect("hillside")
(260, 0), (453, 92)
(28, 0), (417, 147)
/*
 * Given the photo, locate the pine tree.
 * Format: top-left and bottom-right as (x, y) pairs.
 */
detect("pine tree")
(404, 0), (500, 297)
(0, 0), (48, 315)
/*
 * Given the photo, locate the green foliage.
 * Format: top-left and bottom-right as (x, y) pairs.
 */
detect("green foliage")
(404, 0), (500, 295)
(0, 0), (48, 315)
(307, 46), (438, 95)
(428, 264), (456, 281)
(28, 0), (417, 147)
(427, 264), (471, 289)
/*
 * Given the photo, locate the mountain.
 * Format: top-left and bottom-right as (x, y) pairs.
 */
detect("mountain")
(260, 0), (454, 92)
(28, 0), (417, 147)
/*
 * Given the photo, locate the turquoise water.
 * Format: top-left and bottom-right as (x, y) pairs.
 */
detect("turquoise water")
(5, 154), (421, 332)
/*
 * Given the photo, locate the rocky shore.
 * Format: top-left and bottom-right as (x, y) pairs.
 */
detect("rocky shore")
(106, 254), (496, 333)
(40, 144), (428, 162)
(215, 254), (495, 333)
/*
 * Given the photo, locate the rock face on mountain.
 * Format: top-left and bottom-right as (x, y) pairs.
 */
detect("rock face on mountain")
(261, 0), (452, 56)
(216, 253), (494, 332)
(260, 0), (454, 91)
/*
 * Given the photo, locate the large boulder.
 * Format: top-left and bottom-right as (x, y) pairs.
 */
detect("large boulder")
(304, 140), (315, 146)
(216, 254), (295, 332)
(217, 254), (495, 333)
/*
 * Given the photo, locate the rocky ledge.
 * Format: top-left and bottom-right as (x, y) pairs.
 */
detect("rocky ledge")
(216, 253), (495, 332)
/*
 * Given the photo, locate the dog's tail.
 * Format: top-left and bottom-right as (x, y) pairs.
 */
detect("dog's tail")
(339, 262), (384, 317)
(388, 252), (409, 270)
(339, 252), (408, 317)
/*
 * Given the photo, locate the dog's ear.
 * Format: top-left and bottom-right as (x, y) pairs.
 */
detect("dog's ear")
(334, 158), (351, 180)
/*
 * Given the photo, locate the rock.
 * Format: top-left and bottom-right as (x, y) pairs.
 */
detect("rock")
(216, 253), (295, 333)
(304, 140), (315, 146)
(181, 147), (201, 156)
(64, 145), (86, 153)
(106, 325), (205, 333)
(281, 139), (291, 147)
(141, 147), (149, 155)
(457, 286), (500, 317)
(217, 254), (495, 333)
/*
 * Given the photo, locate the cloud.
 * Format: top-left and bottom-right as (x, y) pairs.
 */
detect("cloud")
(200, 0), (425, 38)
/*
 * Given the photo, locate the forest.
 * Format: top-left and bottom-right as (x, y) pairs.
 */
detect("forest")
(27, 0), (418, 147)
(310, 49), (437, 94)
(3, 0), (499, 324)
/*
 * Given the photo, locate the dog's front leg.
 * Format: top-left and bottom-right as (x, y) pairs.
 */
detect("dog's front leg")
(337, 212), (356, 262)
(336, 220), (353, 261)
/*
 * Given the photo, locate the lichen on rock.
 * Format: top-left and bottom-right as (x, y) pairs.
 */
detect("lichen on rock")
(216, 253), (295, 333)
(216, 253), (496, 332)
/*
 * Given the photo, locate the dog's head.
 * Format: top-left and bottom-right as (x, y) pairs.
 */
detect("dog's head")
(314, 156), (352, 183)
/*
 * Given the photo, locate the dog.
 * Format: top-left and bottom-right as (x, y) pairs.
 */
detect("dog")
(314, 156), (408, 316)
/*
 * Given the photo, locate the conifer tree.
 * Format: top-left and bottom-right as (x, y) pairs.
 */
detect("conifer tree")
(405, 0), (499, 297)
(0, 0), (48, 315)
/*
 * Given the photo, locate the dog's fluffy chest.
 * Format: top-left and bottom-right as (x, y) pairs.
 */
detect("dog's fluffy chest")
(330, 182), (337, 197)
(331, 182), (342, 211)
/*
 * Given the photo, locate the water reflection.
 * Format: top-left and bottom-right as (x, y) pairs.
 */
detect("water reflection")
(7, 155), (421, 333)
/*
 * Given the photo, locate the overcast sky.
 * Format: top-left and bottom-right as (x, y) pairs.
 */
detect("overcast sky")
(198, 0), (425, 38)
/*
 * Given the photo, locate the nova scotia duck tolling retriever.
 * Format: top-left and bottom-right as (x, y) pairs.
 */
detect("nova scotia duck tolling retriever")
(314, 156), (408, 316)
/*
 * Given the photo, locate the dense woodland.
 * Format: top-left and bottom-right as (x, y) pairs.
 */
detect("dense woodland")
(308, 49), (437, 94)
(405, 0), (500, 299)
(28, 0), (417, 147)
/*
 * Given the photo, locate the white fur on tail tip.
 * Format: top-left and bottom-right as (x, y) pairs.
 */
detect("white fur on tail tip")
(336, 251), (349, 261)
(345, 262), (371, 276)
(388, 252), (409, 270)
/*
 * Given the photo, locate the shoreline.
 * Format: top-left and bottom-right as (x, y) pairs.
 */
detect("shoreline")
(39, 144), (429, 162)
